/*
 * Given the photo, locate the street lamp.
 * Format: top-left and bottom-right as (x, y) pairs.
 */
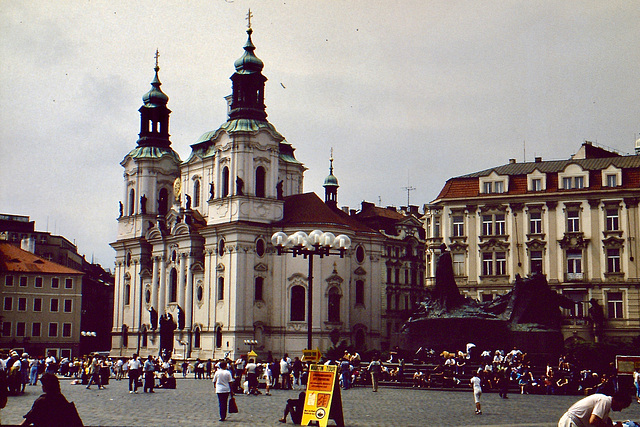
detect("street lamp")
(81, 331), (97, 356)
(271, 229), (351, 350)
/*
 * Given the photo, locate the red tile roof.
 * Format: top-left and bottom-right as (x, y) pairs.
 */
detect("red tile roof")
(0, 242), (84, 275)
(274, 193), (377, 234)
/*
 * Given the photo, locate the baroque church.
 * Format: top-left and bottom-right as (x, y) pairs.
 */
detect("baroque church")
(110, 22), (384, 360)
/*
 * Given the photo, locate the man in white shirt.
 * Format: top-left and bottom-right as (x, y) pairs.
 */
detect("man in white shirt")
(470, 372), (482, 415)
(127, 354), (142, 394)
(558, 391), (631, 427)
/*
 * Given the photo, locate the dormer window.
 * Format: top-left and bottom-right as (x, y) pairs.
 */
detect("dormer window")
(479, 171), (508, 194)
(527, 169), (547, 192)
(559, 164), (588, 190)
(606, 174), (617, 187)
(532, 179), (542, 191)
(601, 165), (622, 188)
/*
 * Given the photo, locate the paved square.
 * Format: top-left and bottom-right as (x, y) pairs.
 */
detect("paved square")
(3, 377), (640, 426)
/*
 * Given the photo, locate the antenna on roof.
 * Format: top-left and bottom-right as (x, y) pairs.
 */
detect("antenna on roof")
(402, 171), (415, 206)
(523, 140), (526, 163)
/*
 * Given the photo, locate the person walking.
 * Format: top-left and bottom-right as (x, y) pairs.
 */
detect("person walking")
(558, 391), (631, 427)
(127, 354), (141, 394)
(634, 369), (640, 404)
(85, 357), (104, 390)
(213, 360), (234, 422)
(470, 371), (482, 415)
(143, 355), (155, 393)
(367, 356), (382, 392)
(280, 354), (292, 390)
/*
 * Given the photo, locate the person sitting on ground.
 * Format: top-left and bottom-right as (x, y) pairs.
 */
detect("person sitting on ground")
(21, 373), (83, 426)
(558, 390), (632, 427)
(279, 391), (306, 424)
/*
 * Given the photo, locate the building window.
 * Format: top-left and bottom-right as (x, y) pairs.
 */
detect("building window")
(483, 182), (492, 194)
(564, 290), (588, 317)
(217, 277), (224, 301)
(482, 215), (493, 236)
(574, 176), (584, 189)
(5, 276), (13, 286)
(196, 284), (204, 303)
(394, 268), (400, 284)
(215, 326), (222, 348)
(452, 216), (464, 237)
(64, 299), (72, 313)
(20, 276), (27, 287)
(453, 253), (465, 276)
(355, 246), (365, 263)
(169, 268), (178, 303)
(129, 188), (135, 215)
(530, 250), (543, 274)
(33, 298), (42, 312)
(495, 214), (505, 235)
(194, 327), (201, 348)
(566, 250), (583, 280)
(290, 285), (305, 321)
(529, 212), (542, 234)
(531, 179), (542, 192)
(124, 283), (131, 305)
(567, 210), (580, 232)
(51, 277), (58, 288)
(255, 166), (266, 198)
(48, 323), (58, 337)
(433, 217), (441, 238)
(62, 323), (72, 337)
(606, 174), (617, 187)
(607, 248), (621, 273)
(222, 166), (230, 197)
(16, 322), (26, 337)
(32, 322), (41, 337)
(355, 280), (365, 305)
(496, 252), (506, 275)
(18, 297), (26, 311)
(563, 177), (572, 189)
(1, 322), (10, 337)
(50, 298), (59, 312)
(494, 181), (504, 193)
(482, 253), (493, 276)
(482, 214), (505, 236)
(218, 239), (225, 256)
(193, 179), (201, 208)
(256, 239), (265, 257)
(3, 297), (12, 311)
(386, 268), (392, 283)
(607, 292), (623, 319)
(328, 287), (341, 322)
(606, 209), (619, 231)
(65, 278), (73, 289)
(254, 277), (264, 301)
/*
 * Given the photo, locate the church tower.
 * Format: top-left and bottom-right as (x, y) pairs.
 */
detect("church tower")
(323, 151), (339, 209)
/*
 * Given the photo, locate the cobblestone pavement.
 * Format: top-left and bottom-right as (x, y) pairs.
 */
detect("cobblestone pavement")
(2, 377), (640, 426)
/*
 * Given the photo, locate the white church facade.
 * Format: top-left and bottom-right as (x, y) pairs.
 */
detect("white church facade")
(110, 24), (383, 361)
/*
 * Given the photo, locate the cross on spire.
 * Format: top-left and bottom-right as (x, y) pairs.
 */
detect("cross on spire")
(246, 8), (253, 29)
(154, 49), (160, 68)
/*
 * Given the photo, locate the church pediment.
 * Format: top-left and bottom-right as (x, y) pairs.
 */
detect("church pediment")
(216, 263), (225, 272)
(326, 273), (344, 285)
(254, 262), (268, 272)
(354, 266), (367, 275)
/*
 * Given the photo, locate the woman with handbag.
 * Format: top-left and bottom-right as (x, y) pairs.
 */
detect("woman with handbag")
(213, 360), (234, 422)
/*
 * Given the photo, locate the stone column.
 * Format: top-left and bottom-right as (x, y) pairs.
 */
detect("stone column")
(178, 253), (186, 310)
(185, 254), (194, 329)
(151, 256), (159, 310)
(159, 256), (167, 315)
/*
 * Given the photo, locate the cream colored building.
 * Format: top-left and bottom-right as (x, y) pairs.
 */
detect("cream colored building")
(425, 141), (640, 345)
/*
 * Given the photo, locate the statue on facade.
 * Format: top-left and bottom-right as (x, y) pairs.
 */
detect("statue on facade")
(589, 298), (605, 339)
(149, 307), (158, 330)
(140, 194), (147, 214)
(185, 194), (191, 210)
(159, 313), (176, 360)
(236, 177), (244, 195)
(209, 182), (215, 200)
(177, 306), (185, 330)
(118, 201), (123, 218)
(276, 180), (283, 200)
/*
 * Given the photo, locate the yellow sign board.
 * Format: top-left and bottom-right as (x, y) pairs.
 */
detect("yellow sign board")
(247, 350), (258, 358)
(300, 364), (343, 427)
(302, 349), (322, 363)
(616, 355), (640, 374)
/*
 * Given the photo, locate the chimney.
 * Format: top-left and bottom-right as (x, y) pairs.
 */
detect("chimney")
(21, 236), (36, 253)
(509, 158), (516, 164)
(535, 157), (542, 163)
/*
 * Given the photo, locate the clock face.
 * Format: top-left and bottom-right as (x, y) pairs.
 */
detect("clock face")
(173, 178), (182, 198)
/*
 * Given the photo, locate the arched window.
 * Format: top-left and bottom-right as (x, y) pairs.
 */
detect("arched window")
(222, 167), (230, 197)
(158, 188), (168, 215)
(355, 280), (365, 305)
(218, 239), (225, 256)
(124, 283), (131, 305)
(169, 268), (177, 303)
(356, 246), (365, 263)
(215, 326), (222, 348)
(129, 189), (135, 215)
(255, 166), (266, 197)
(328, 287), (341, 322)
(256, 239), (265, 257)
(290, 285), (305, 321)
(217, 277), (224, 301)
(194, 327), (201, 348)
(193, 179), (201, 207)
(141, 325), (148, 347)
(254, 277), (264, 301)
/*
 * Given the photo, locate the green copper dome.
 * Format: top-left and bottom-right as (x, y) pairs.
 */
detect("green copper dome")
(323, 173), (339, 187)
(142, 66), (169, 107)
(233, 28), (264, 74)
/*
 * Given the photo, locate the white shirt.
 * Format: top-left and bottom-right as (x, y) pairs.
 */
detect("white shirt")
(566, 393), (612, 425)
(470, 376), (482, 392)
(213, 369), (233, 393)
(128, 358), (141, 370)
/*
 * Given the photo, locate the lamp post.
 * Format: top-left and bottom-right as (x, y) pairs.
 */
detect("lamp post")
(244, 339), (258, 353)
(271, 230), (351, 350)
(81, 331), (97, 356)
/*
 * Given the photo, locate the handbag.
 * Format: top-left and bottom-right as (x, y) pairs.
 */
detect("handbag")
(228, 396), (239, 413)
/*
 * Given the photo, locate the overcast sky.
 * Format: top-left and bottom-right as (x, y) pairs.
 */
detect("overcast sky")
(1, 1), (639, 269)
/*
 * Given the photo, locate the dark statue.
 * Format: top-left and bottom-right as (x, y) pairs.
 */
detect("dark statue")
(159, 313), (176, 359)
(236, 177), (244, 195)
(140, 194), (147, 214)
(403, 243), (574, 355)
(121, 324), (129, 347)
(119, 201), (123, 218)
(589, 298), (605, 338)
(149, 307), (158, 330)
(209, 182), (214, 200)
(177, 306), (185, 330)
(185, 194), (191, 210)
(276, 180), (283, 200)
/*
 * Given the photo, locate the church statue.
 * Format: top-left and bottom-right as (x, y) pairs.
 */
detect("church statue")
(140, 194), (147, 214)
(276, 180), (283, 200)
(589, 298), (605, 338)
(431, 244), (465, 311)
(118, 201), (123, 218)
(177, 306), (185, 330)
(159, 313), (176, 360)
(209, 182), (214, 200)
(185, 194), (191, 210)
(236, 177), (244, 195)
(149, 307), (158, 330)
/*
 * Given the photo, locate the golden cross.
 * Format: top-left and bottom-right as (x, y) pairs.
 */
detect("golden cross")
(246, 8), (253, 29)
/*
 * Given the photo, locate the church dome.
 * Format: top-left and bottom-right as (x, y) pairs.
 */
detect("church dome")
(234, 28), (264, 74)
(142, 66), (169, 107)
(323, 173), (339, 187)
